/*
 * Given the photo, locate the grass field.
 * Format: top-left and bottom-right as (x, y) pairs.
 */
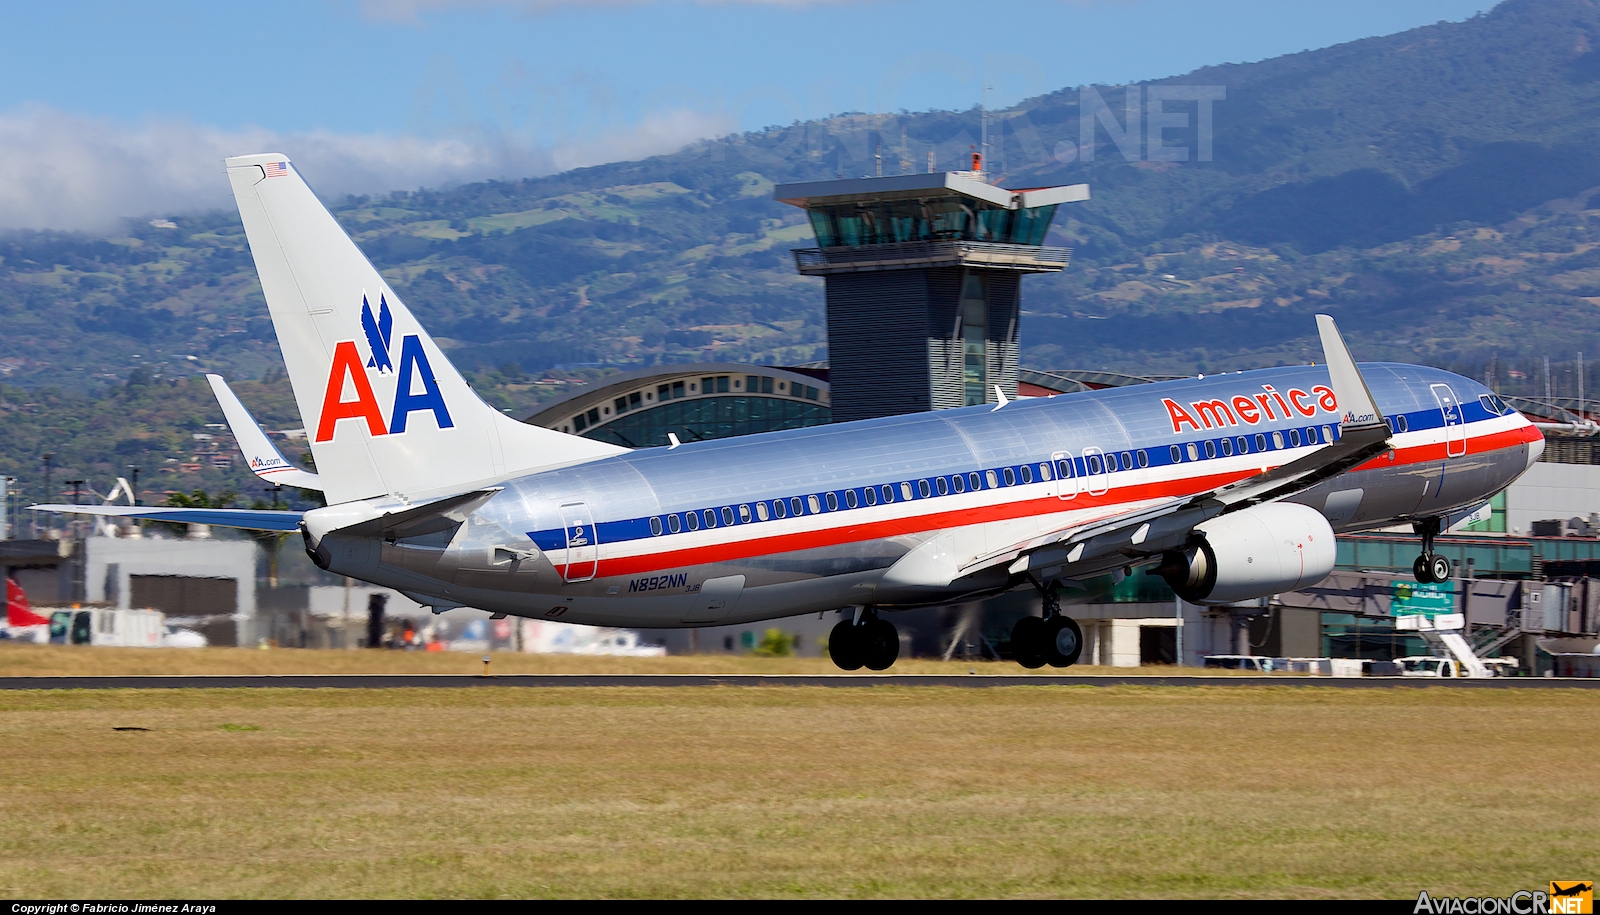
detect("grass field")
(0, 685), (1594, 898)
(0, 643), (1265, 677)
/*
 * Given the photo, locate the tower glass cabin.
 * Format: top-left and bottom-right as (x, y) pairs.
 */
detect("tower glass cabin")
(776, 172), (1087, 423)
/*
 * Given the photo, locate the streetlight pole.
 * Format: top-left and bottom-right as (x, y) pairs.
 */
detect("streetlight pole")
(39, 452), (54, 537)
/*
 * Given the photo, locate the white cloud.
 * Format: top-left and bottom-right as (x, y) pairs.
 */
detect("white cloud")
(360, 0), (852, 23)
(0, 105), (731, 233)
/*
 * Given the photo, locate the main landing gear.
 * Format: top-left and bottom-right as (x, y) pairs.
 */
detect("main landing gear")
(829, 609), (899, 671)
(1412, 518), (1453, 584)
(1010, 582), (1083, 670)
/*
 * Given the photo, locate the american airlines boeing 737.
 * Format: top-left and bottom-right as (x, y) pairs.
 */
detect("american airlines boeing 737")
(37, 153), (1545, 670)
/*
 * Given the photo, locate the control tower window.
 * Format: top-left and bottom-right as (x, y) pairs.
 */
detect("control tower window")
(960, 273), (987, 406)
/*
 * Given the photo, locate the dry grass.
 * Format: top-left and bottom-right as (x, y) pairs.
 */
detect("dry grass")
(0, 643), (1262, 677)
(0, 685), (1594, 898)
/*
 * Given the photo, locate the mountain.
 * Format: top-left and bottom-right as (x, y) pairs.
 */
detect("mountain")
(5, 0), (1600, 502)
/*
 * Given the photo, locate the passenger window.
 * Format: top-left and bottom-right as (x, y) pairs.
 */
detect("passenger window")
(1137, 451), (1148, 468)
(845, 489), (858, 509)
(883, 484), (896, 503)
(791, 497), (803, 516)
(917, 480), (931, 498)
(969, 472), (981, 490)
(1186, 443), (1199, 461)
(900, 482), (914, 500)
(721, 506), (734, 525)
(686, 512), (699, 531)
(774, 500), (787, 519)
(1288, 429), (1301, 447)
(1398, 415), (1409, 433)
(1221, 438), (1233, 457)
(935, 477), (949, 495)
(1323, 425), (1333, 442)
(1020, 465), (1033, 484)
(864, 487), (877, 506)
(952, 474), (966, 493)
(825, 492), (838, 511)
(650, 517), (663, 536)
(807, 495), (821, 514)
(1204, 441), (1216, 458)
(1087, 455), (1102, 474)
(1305, 426), (1318, 444)
(985, 470), (998, 488)
(705, 509), (718, 528)
(1272, 431), (1284, 449)
(1003, 467), (1016, 485)
(1255, 433), (1266, 452)
(1170, 445), (1182, 463)
(1121, 451), (1133, 470)
(755, 502), (769, 521)
(1058, 459), (1074, 478)
(1039, 462), (1053, 481)
(739, 504), (752, 523)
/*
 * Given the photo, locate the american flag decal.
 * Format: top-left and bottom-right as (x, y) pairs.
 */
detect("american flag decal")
(265, 161), (289, 178)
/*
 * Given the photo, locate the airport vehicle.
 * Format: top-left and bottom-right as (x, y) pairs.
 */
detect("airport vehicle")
(1397, 656), (1464, 678)
(36, 154), (1545, 671)
(1202, 655), (1279, 672)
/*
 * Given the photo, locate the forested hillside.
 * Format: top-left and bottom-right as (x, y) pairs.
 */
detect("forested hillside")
(5, 0), (1600, 505)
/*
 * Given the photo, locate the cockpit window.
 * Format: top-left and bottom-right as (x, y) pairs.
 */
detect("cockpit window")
(1481, 393), (1512, 416)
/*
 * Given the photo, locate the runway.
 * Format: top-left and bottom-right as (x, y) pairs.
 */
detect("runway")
(1, 674), (1596, 689)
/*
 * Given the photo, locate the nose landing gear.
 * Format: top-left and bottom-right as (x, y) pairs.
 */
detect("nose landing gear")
(1412, 518), (1453, 584)
(827, 609), (899, 671)
(1011, 582), (1084, 669)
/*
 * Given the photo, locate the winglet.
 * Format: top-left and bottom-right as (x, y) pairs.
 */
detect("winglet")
(991, 386), (1009, 411)
(1315, 315), (1386, 431)
(206, 374), (324, 491)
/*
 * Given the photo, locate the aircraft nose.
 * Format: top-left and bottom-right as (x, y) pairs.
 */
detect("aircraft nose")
(1525, 428), (1546, 470)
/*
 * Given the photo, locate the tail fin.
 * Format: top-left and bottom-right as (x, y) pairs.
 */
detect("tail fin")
(224, 153), (625, 505)
(7, 578), (50, 628)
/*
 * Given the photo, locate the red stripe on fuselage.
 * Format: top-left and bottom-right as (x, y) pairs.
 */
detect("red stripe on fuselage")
(592, 422), (1539, 578)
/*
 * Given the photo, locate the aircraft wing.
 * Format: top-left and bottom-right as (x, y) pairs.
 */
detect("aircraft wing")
(974, 314), (1392, 582)
(206, 374), (323, 491)
(29, 504), (304, 532)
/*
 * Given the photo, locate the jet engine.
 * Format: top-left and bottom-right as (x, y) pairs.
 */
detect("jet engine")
(1156, 502), (1336, 605)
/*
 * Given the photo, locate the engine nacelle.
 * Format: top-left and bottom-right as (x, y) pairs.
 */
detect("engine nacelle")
(1157, 502), (1336, 606)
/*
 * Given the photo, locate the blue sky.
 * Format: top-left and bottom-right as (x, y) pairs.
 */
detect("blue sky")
(0, 0), (1495, 230)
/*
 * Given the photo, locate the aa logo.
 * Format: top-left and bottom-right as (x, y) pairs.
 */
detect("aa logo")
(1551, 882), (1593, 915)
(315, 293), (455, 443)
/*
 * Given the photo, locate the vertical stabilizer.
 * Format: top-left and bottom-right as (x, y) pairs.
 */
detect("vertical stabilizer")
(224, 154), (625, 505)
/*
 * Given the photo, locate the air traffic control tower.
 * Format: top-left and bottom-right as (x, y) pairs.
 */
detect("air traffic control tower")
(775, 170), (1087, 423)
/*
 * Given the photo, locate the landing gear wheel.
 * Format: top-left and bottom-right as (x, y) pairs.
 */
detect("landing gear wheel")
(1429, 553), (1452, 584)
(1043, 615), (1084, 668)
(1413, 555), (1431, 584)
(862, 619), (900, 671)
(1012, 616), (1047, 669)
(828, 619), (863, 671)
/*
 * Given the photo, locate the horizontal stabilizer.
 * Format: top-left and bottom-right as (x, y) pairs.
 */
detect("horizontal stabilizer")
(30, 504), (304, 532)
(206, 374), (323, 491)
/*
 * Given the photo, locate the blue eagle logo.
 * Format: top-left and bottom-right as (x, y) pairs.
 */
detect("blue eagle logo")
(361, 294), (394, 373)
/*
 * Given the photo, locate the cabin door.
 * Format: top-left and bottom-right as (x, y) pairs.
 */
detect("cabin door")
(1431, 384), (1467, 458)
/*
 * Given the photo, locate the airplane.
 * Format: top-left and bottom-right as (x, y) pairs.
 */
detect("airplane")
(35, 153), (1546, 670)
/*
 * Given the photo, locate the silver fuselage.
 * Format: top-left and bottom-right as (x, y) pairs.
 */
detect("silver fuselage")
(310, 362), (1541, 626)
